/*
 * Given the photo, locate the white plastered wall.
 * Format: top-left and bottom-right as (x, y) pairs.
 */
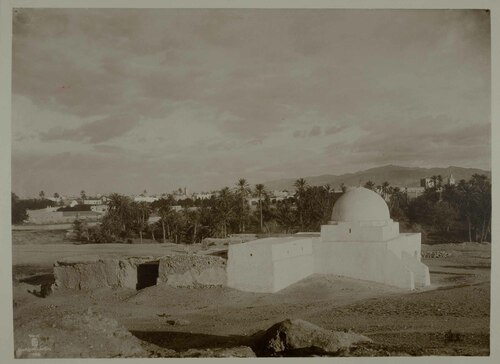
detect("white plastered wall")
(226, 237), (314, 293)
(271, 238), (314, 292)
(226, 228), (430, 292)
(321, 221), (399, 242)
(226, 239), (275, 292)
(313, 239), (416, 289)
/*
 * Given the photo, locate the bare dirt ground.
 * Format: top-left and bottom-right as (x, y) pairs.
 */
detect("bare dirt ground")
(11, 230), (490, 357)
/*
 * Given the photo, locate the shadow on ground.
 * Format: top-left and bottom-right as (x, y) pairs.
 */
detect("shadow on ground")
(19, 273), (55, 286)
(131, 330), (254, 351)
(130, 330), (341, 357)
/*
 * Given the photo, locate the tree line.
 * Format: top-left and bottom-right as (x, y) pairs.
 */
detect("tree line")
(363, 174), (491, 243)
(13, 173), (491, 244)
(72, 178), (342, 244)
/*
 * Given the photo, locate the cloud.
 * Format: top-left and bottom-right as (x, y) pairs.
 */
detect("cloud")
(324, 125), (347, 135)
(40, 114), (139, 143)
(293, 126), (324, 138)
(11, 9), (491, 196)
(323, 116), (490, 169)
(309, 126), (322, 137)
(93, 144), (124, 153)
(293, 130), (306, 138)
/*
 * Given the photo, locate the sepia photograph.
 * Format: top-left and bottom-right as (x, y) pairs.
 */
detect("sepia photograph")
(1, 1), (496, 360)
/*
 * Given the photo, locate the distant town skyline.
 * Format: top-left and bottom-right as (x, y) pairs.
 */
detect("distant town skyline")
(12, 9), (491, 197)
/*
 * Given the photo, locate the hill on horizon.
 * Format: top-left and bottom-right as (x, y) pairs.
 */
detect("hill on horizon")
(262, 165), (491, 191)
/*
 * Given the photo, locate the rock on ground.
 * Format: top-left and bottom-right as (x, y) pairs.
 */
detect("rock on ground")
(253, 319), (372, 357)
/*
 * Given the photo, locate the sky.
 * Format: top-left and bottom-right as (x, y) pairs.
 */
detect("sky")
(11, 9), (491, 197)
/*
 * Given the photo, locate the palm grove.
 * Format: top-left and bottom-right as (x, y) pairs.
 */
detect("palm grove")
(12, 174), (491, 244)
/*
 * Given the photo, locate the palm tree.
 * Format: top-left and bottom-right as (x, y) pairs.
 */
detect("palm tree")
(364, 180), (375, 190)
(255, 184), (266, 233)
(185, 208), (202, 244)
(470, 174), (491, 242)
(131, 201), (151, 243)
(153, 198), (172, 243)
(80, 190), (87, 200)
(340, 183), (347, 193)
(235, 178), (251, 232)
(437, 175), (443, 189)
(381, 181), (391, 199)
(323, 184), (332, 193)
(294, 178), (308, 229)
(106, 193), (133, 237)
(276, 201), (296, 234)
(456, 180), (476, 242)
(430, 175), (438, 190)
(39, 190), (45, 199)
(216, 187), (235, 237)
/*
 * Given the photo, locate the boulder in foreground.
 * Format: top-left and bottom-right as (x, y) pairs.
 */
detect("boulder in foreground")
(253, 318), (372, 356)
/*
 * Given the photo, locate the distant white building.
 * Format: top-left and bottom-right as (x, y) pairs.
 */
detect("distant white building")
(445, 174), (456, 186)
(247, 197), (261, 206)
(271, 190), (292, 198)
(83, 199), (103, 205)
(134, 196), (159, 203)
(90, 205), (108, 213)
(404, 187), (425, 199)
(268, 190), (292, 204)
(26, 207), (101, 224)
(193, 192), (214, 200)
(420, 178), (435, 189)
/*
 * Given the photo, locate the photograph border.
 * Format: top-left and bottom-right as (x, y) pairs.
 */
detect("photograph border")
(0, 0), (497, 363)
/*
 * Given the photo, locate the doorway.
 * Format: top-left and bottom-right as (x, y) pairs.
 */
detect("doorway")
(136, 261), (159, 290)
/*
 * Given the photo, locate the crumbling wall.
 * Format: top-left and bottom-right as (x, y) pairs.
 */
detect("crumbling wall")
(54, 254), (227, 290)
(53, 256), (154, 290)
(158, 255), (227, 287)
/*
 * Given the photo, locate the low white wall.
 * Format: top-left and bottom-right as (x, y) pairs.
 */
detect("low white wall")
(387, 233), (421, 260)
(272, 254), (314, 292)
(227, 233), (428, 292)
(402, 251), (431, 286)
(28, 210), (101, 224)
(271, 238), (314, 292)
(313, 240), (416, 290)
(227, 237), (315, 293)
(227, 239), (274, 292)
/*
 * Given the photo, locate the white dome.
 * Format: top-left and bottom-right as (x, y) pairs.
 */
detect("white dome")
(331, 187), (390, 222)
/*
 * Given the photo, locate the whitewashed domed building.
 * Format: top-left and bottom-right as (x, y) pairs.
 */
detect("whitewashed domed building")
(227, 187), (430, 293)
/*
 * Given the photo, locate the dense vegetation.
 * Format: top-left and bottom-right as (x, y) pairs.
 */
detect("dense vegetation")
(69, 174), (490, 245)
(364, 174), (491, 243)
(407, 174), (491, 243)
(11, 193), (55, 224)
(12, 173), (490, 245)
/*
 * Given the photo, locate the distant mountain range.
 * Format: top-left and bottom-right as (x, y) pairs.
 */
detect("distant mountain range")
(263, 165), (491, 191)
